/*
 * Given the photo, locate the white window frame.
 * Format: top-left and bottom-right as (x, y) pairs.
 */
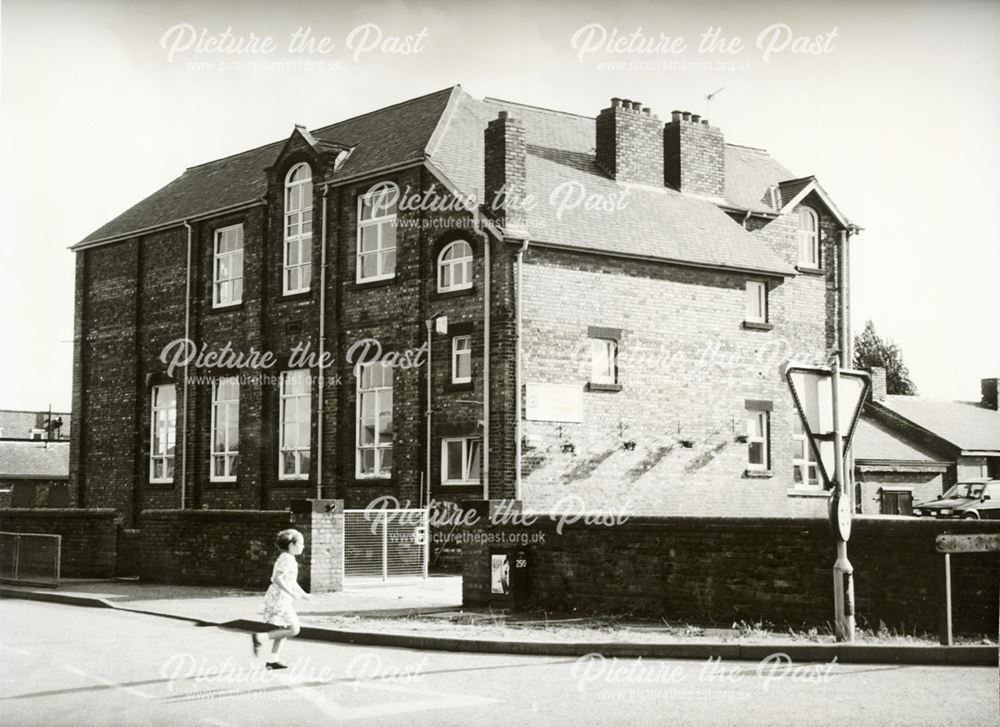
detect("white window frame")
(437, 240), (473, 292)
(796, 205), (819, 268)
(590, 338), (618, 384)
(792, 415), (820, 487)
(356, 362), (393, 478)
(283, 163), (313, 295)
(210, 377), (239, 482)
(745, 281), (768, 323)
(441, 437), (482, 485)
(746, 411), (769, 471)
(149, 384), (177, 483)
(213, 224), (244, 308)
(356, 182), (398, 283)
(279, 370), (311, 480)
(452, 335), (472, 384)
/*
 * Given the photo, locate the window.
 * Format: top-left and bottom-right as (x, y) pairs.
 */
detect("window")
(284, 163), (313, 294)
(150, 384), (177, 483)
(796, 205), (819, 268)
(452, 335), (472, 384)
(213, 224), (244, 307)
(357, 182), (398, 282)
(880, 489), (913, 516)
(357, 362), (393, 477)
(792, 416), (820, 486)
(279, 370), (311, 479)
(590, 338), (618, 385)
(746, 411), (769, 470)
(30, 428), (45, 441)
(745, 281), (768, 323)
(442, 437), (481, 485)
(210, 377), (239, 481)
(438, 240), (473, 292)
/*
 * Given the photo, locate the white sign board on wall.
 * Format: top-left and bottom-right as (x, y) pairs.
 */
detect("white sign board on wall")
(524, 383), (583, 422)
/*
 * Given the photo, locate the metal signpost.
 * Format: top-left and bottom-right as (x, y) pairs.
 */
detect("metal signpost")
(785, 361), (869, 642)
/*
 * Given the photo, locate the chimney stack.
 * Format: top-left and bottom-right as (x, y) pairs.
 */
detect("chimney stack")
(595, 97), (663, 186)
(484, 111), (528, 234)
(869, 367), (887, 402)
(663, 109), (725, 198)
(982, 378), (999, 411)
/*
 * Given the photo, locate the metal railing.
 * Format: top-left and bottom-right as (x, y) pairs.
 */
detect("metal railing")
(343, 509), (428, 582)
(0, 532), (61, 586)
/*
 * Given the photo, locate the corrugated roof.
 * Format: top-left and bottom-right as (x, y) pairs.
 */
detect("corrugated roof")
(875, 396), (1000, 453)
(432, 92), (794, 275)
(78, 87), (458, 244)
(853, 416), (950, 464)
(0, 441), (70, 479)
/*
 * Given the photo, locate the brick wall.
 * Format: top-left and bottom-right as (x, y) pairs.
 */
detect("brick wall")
(596, 99), (664, 186)
(664, 113), (725, 198)
(463, 514), (1000, 634)
(0, 508), (121, 577)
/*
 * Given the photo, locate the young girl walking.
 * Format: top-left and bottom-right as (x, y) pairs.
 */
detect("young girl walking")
(252, 528), (311, 669)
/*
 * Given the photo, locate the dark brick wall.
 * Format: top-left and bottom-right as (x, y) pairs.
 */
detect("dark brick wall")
(664, 115), (725, 198)
(463, 515), (1000, 634)
(0, 508), (121, 578)
(596, 99), (664, 186)
(138, 509), (293, 588)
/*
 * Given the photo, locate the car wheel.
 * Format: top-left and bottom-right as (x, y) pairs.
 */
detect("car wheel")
(963, 512), (980, 520)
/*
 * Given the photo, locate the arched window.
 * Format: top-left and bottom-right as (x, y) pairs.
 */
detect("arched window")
(795, 205), (819, 268)
(357, 182), (398, 282)
(284, 163), (313, 294)
(437, 240), (473, 292)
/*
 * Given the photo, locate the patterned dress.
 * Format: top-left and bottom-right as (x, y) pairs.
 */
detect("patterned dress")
(261, 551), (300, 628)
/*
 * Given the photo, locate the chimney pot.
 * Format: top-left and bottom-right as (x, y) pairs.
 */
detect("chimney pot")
(701, 119), (709, 126)
(611, 97), (621, 108)
(642, 107), (651, 116)
(691, 114), (701, 123)
(682, 111), (692, 121)
(671, 110), (682, 122)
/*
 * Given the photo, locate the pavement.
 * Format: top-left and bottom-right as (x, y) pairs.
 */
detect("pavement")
(1, 577), (997, 666)
(2, 599), (997, 727)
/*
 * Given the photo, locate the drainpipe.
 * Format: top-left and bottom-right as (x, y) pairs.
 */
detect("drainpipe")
(316, 186), (329, 499)
(181, 220), (192, 510)
(840, 227), (855, 510)
(479, 212), (491, 501)
(514, 238), (530, 500)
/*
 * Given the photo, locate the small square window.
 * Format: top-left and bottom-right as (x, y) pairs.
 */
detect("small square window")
(590, 338), (617, 385)
(441, 437), (481, 485)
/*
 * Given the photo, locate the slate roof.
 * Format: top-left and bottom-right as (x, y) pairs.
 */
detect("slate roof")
(78, 87), (457, 245)
(432, 92), (794, 275)
(0, 441), (70, 479)
(0, 410), (71, 440)
(852, 416), (950, 465)
(874, 396), (1000, 454)
(77, 86), (807, 275)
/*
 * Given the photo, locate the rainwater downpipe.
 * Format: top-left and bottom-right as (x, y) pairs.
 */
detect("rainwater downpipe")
(316, 186), (329, 499)
(514, 238), (530, 500)
(480, 215), (491, 501)
(181, 220), (192, 510)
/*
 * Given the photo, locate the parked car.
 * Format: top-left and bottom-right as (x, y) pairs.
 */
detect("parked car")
(912, 479), (1000, 519)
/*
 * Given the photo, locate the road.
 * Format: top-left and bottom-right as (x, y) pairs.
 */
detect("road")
(0, 600), (996, 726)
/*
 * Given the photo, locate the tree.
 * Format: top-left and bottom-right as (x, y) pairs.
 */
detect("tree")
(853, 319), (918, 395)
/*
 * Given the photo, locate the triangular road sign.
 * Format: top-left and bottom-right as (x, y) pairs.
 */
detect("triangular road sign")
(784, 363), (870, 487)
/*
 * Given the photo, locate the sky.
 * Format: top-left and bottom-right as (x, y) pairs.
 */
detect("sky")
(1, 0), (998, 411)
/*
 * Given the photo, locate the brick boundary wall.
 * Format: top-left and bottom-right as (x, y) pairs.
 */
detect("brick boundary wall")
(139, 502), (344, 591)
(462, 513), (1000, 634)
(0, 508), (121, 578)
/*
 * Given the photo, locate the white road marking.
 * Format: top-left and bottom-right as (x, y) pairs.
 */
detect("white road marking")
(0, 644), (31, 656)
(62, 665), (154, 699)
(199, 719), (239, 727)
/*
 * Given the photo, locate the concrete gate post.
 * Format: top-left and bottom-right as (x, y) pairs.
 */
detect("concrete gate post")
(290, 499), (344, 592)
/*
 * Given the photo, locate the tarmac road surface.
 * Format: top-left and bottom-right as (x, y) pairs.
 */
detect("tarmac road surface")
(0, 599), (996, 726)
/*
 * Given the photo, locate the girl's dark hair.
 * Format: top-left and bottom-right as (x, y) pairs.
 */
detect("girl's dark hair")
(275, 529), (302, 552)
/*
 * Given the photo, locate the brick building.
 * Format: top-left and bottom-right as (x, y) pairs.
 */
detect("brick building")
(70, 86), (858, 525)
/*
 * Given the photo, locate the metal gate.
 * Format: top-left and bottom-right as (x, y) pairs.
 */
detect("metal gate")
(343, 508), (429, 583)
(0, 532), (61, 586)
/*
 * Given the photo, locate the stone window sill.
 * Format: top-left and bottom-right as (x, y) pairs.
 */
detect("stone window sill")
(742, 321), (773, 331)
(351, 275), (397, 291)
(431, 285), (476, 301)
(786, 487), (832, 498)
(587, 382), (622, 393)
(444, 381), (474, 393)
(277, 290), (313, 303)
(743, 469), (773, 479)
(795, 266), (824, 276)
